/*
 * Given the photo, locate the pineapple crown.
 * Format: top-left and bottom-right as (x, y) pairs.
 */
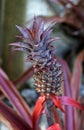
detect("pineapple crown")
(10, 17), (58, 70)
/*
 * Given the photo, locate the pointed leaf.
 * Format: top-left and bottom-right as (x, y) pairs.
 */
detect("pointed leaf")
(46, 37), (60, 45)
(14, 66), (34, 86)
(16, 25), (29, 39)
(79, 111), (84, 130)
(10, 42), (33, 51)
(0, 68), (9, 80)
(71, 51), (84, 100)
(0, 66), (34, 100)
(67, 0), (84, 22)
(0, 68), (32, 128)
(34, 15), (65, 24)
(58, 58), (72, 97)
(32, 95), (46, 130)
(58, 96), (84, 111)
(50, 94), (64, 112)
(57, 58), (75, 130)
(47, 123), (62, 130)
(0, 101), (32, 130)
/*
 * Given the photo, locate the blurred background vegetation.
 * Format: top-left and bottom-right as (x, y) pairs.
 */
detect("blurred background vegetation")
(0, 0), (84, 129)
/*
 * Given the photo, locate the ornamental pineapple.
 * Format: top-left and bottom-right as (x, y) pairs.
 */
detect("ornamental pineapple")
(11, 17), (64, 98)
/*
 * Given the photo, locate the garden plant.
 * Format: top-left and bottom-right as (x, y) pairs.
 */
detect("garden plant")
(0, 0), (84, 130)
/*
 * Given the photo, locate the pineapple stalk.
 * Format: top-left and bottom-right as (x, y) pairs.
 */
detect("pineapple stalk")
(45, 99), (55, 126)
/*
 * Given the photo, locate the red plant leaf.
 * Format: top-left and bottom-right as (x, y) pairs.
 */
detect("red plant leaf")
(13, 66), (34, 86)
(58, 58), (72, 97)
(58, 96), (84, 111)
(79, 111), (84, 130)
(0, 68), (9, 80)
(58, 58), (75, 130)
(71, 51), (84, 100)
(50, 94), (64, 112)
(0, 101), (32, 130)
(67, 0), (84, 22)
(0, 68), (32, 128)
(32, 95), (46, 130)
(0, 66), (34, 100)
(59, 96), (84, 129)
(47, 123), (62, 130)
(51, 0), (84, 22)
(34, 15), (80, 29)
